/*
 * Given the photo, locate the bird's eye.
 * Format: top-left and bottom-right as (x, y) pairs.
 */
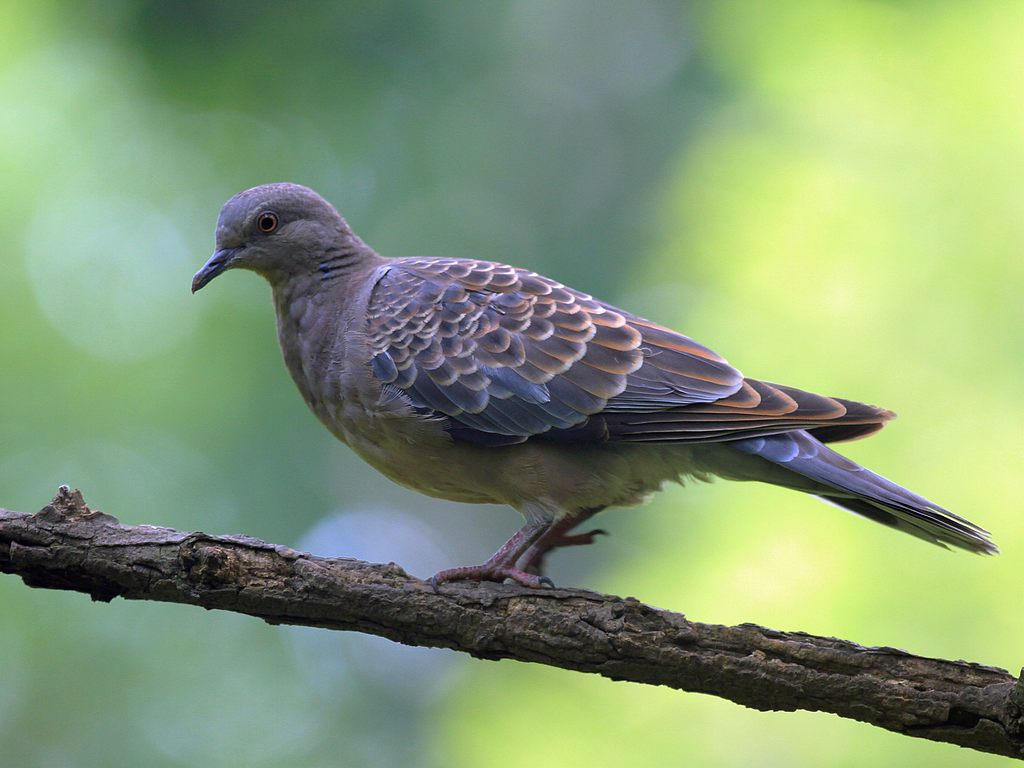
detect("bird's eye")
(256, 211), (279, 234)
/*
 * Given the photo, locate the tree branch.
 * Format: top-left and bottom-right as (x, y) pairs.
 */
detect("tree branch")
(2, 487), (1022, 758)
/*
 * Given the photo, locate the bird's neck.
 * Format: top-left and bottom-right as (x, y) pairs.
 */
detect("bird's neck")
(316, 236), (379, 286)
(269, 240), (382, 302)
(269, 250), (386, 412)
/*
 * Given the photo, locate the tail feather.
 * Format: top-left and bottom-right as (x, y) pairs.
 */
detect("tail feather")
(730, 430), (996, 554)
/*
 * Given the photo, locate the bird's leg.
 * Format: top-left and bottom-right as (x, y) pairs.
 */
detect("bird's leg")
(430, 522), (553, 589)
(518, 507), (608, 576)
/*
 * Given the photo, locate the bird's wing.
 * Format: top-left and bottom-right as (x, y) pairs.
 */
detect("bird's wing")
(366, 258), (891, 446)
(366, 258), (741, 445)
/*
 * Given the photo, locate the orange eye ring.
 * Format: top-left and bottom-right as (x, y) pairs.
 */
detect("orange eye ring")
(256, 211), (279, 234)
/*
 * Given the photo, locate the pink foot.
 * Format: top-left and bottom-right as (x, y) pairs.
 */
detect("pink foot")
(519, 512), (608, 575)
(429, 522), (552, 590)
(430, 565), (554, 590)
(429, 510), (609, 588)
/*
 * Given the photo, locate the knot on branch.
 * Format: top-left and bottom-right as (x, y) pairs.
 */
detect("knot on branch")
(179, 535), (248, 589)
(36, 486), (118, 525)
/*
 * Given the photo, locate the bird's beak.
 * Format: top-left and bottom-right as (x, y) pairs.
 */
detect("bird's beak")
(191, 246), (244, 293)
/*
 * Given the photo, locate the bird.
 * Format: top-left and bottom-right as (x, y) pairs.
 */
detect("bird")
(192, 183), (996, 588)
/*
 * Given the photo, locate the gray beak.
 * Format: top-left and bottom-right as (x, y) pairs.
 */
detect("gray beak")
(192, 247), (244, 293)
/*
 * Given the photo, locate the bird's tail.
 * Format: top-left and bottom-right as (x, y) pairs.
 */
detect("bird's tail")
(724, 430), (997, 554)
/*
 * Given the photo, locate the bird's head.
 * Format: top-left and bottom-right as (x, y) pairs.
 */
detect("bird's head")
(192, 183), (360, 292)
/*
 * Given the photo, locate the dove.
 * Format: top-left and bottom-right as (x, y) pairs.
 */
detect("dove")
(192, 183), (995, 587)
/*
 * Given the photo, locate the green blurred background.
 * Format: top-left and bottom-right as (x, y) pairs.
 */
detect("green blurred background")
(2, 1), (1022, 766)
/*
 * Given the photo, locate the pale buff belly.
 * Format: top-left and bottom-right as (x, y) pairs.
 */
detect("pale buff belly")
(314, 393), (703, 518)
(312, 394), (500, 503)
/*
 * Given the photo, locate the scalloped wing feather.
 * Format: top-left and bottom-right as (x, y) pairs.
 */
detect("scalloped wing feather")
(366, 258), (891, 446)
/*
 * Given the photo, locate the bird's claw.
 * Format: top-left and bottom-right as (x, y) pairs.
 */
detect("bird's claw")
(429, 564), (555, 590)
(555, 528), (609, 547)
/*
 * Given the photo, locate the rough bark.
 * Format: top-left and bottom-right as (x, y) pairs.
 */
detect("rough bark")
(2, 487), (1023, 758)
